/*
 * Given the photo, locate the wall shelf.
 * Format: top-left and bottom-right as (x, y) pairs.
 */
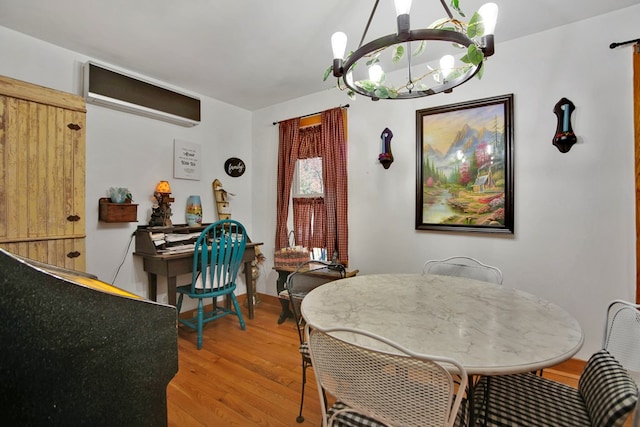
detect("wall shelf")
(98, 198), (138, 223)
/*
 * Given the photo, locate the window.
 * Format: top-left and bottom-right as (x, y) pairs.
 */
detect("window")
(293, 157), (323, 197)
(292, 157), (325, 259)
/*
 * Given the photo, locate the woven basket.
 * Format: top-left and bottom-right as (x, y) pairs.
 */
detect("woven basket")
(274, 246), (310, 268)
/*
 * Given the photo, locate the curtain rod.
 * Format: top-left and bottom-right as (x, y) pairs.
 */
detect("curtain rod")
(610, 37), (640, 49)
(272, 104), (349, 126)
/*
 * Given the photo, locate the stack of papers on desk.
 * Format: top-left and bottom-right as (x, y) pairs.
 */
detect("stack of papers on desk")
(150, 232), (166, 247)
(158, 244), (195, 254)
(165, 232), (202, 243)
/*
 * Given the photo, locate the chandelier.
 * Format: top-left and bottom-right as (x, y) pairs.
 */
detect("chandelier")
(325, 0), (498, 100)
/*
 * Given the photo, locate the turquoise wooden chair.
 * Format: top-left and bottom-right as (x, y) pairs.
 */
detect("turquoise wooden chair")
(176, 220), (247, 349)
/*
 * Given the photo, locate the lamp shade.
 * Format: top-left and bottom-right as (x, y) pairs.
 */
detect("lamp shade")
(156, 180), (171, 193)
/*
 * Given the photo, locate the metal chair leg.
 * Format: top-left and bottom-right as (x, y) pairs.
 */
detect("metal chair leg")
(297, 357), (309, 423)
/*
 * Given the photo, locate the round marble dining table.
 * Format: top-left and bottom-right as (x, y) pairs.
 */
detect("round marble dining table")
(301, 273), (584, 376)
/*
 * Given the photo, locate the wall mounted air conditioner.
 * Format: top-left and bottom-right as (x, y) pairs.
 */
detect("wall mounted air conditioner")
(83, 61), (201, 127)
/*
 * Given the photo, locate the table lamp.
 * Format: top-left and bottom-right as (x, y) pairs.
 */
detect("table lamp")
(150, 180), (174, 226)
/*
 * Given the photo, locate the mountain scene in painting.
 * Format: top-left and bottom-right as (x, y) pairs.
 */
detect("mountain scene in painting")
(421, 108), (506, 227)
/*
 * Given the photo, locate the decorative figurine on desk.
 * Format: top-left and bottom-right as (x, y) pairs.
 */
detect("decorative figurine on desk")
(213, 179), (234, 220)
(150, 180), (174, 227)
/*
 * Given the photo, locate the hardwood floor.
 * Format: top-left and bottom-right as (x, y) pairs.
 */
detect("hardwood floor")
(166, 297), (631, 427)
(167, 297), (322, 426)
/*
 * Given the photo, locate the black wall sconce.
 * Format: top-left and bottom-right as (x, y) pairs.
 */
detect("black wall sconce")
(378, 128), (394, 169)
(552, 98), (577, 153)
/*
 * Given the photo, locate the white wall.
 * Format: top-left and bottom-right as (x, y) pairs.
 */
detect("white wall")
(252, 4), (640, 360)
(1, 4), (638, 359)
(0, 26), (253, 307)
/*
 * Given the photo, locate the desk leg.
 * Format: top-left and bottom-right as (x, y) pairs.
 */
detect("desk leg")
(146, 272), (177, 306)
(167, 276), (177, 306)
(147, 273), (158, 302)
(244, 261), (254, 319)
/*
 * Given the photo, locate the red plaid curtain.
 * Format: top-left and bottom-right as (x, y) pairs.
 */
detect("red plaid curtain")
(275, 118), (300, 250)
(298, 125), (321, 159)
(293, 197), (326, 249)
(321, 108), (348, 264)
(276, 107), (348, 264)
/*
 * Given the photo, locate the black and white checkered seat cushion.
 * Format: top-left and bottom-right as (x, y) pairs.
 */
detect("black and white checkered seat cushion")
(326, 400), (465, 427)
(476, 349), (638, 427)
(299, 341), (310, 358)
(327, 401), (386, 427)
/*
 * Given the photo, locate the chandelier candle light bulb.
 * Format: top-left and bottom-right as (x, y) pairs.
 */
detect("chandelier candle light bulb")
(440, 54), (455, 82)
(478, 2), (498, 34)
(331, 32), (348, 77)
(394, 0), (412, 38)
(394, 0), (413, 15)
(331, 32), (347, 60)
(369, 64), (384, 83)
(478, 2), (498, 56)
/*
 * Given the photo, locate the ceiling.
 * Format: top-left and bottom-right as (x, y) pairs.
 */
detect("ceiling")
(0, 0), (637, 111)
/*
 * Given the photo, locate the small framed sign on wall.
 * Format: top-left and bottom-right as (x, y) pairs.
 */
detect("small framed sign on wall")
(224, 157), (246, 177)
(174, 139), (201, 180)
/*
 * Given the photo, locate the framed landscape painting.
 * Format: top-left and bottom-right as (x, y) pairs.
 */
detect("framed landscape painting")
(416, 94), (514, 233)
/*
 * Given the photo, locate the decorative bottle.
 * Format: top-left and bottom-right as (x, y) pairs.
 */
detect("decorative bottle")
(186, 195), (203, 226)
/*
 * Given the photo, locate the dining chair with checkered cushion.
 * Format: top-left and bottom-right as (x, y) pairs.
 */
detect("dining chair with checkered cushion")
(604, 300), (640, 376)
(285, 260), (345, 423)
(306, 324), (468, 427)
(475, 349), (638, 427)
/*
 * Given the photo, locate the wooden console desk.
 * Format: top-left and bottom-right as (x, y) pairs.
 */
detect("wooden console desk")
(133, 224), (263, 319)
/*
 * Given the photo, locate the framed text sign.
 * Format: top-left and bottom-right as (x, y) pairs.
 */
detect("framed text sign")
(416, 94), (514, 234)
(174, 139), (201, 180)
